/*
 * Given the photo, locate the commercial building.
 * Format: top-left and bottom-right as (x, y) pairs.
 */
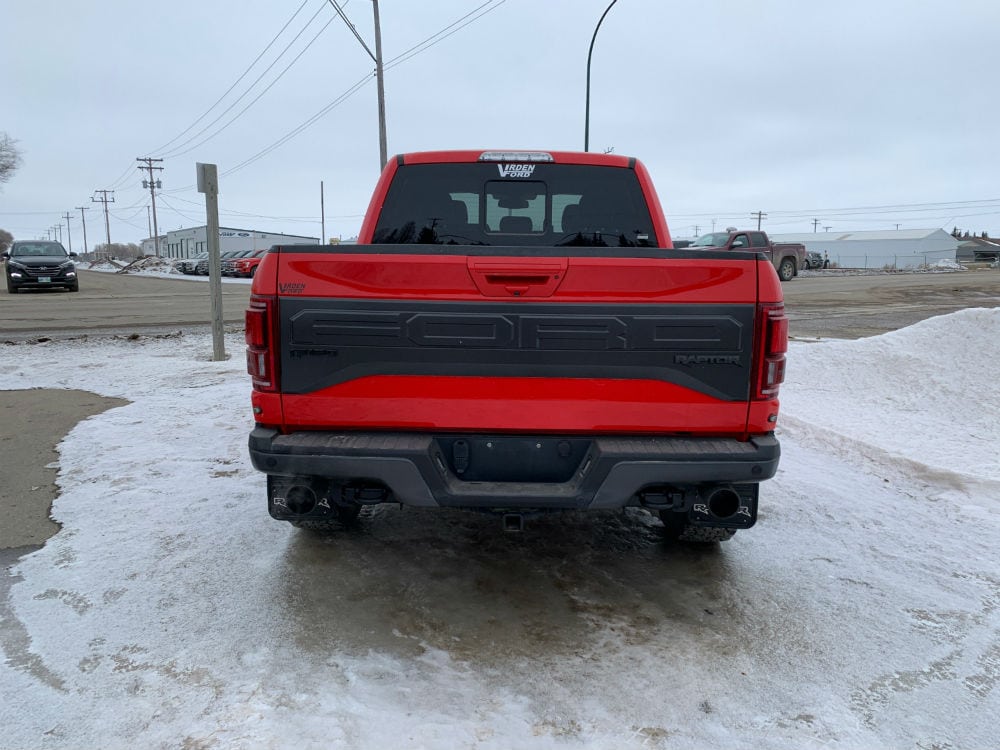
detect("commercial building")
(140, 236), (167, 256)
(769, 228), (959, 269)
(157, 226), (319, 259)
(956, 236), (1000, 263)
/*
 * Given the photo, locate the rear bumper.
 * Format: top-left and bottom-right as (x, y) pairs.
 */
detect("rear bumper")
(249, 427), (779, 512)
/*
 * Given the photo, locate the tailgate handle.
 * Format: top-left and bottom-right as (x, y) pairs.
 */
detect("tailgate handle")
(468, 261), (567, 297)
(484, 274), (552, 285)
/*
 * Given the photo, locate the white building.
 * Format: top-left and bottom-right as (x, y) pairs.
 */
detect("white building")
(769, 228), (959, 269)
(159, 226), (319, 259)
(140, 236), (167, 256)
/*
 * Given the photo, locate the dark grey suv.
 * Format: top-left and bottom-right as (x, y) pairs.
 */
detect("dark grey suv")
(3, 240), (79, 293)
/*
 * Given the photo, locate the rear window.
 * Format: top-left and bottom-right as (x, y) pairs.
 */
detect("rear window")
(372, 163), (657, 247)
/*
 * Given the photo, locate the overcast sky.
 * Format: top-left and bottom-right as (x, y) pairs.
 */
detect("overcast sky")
(3, 0), (999, 248)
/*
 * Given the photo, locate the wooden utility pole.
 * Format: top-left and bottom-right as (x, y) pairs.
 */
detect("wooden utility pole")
(327, 0), (388, 170)
(137, 157), (163, 256)
(372, 0), (387, 170)
(62, 211), (73, 253)
(92, 190), (114, 260)
(197, 163), (226, 362)
(320, 180), (326, 244)
(752, 210), (768, 230)
(75, 206), (90, 257)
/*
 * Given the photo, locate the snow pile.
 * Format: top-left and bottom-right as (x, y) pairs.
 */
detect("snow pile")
(927, 257), (964, 270)
(116, 255), (177, 274)
(0, 311), (998, 749)
(798, 264), (965, 277)
(781, 307), (1000, 485)
(81, 259), (126, 272)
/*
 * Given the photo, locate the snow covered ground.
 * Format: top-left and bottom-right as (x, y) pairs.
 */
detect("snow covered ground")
(1, 309), (998, 749)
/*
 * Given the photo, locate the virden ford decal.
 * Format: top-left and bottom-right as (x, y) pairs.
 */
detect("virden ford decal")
(497, 163), (536, 178)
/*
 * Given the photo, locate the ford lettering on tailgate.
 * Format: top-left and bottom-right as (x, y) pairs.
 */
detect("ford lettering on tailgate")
(280, 299), (753, 400)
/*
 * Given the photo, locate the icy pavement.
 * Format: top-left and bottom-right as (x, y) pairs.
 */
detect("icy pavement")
(1, 309), (998, 749)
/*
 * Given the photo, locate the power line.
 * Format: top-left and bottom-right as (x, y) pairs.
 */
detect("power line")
(109, 204), (149, 223)
(75, 1), (511, 204)
(119, 1), (511, 191)
(769, 197), (1000, 216)
(106, 162), (141, 191)
(326, 0), (375, 61)
(160, 1), (333, 158)
(151, 0), (314, 155)
(220, 2), (508, 178)
(221, 74), (371, 176)
(109, 213), (149, 232)
(156, 194), (204, 223)
(383, 0), (507, 70)
(670, 198), (1000, 220)
(165, 193), (362, 221)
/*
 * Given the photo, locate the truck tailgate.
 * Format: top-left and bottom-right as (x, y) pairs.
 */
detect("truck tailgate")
(262, 246), (762, 435)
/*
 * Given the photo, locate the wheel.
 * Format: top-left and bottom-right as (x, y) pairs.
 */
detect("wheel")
(67, 282), (79, 293)
(6, 276), (17, 294)
(249, 265), (257, 278)
(777, 258), (796, 282)
(659, 511), (736, 544)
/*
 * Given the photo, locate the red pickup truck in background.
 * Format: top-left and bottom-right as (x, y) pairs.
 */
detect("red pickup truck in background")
(691, 230), (806, 281)
(246, 150), (787, 544)
(228, 248), (268, 278)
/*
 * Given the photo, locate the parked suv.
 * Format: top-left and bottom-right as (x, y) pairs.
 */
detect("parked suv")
(3, 240), (79, 293)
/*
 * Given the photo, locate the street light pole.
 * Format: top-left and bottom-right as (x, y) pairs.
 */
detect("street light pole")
(584, 0), (619, 152)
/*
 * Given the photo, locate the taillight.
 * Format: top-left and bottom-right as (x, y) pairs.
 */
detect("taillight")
(753, 303), (788, 400)
(246, 294), (279, 392)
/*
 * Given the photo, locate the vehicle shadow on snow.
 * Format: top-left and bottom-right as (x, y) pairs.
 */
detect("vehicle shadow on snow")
(274, 507), (745, 664)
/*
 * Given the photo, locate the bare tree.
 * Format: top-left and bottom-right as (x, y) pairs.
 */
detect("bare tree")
(0, 133), (23, 186)
(0, 228), (13, 251)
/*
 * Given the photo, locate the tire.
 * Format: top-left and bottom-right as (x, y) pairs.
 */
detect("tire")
(67, 282), (79, 293)
(777, 258), (796, 282)
(659, 511), (736, 544)
(249, 265), (257, 278)
(6, 279), (17, 294)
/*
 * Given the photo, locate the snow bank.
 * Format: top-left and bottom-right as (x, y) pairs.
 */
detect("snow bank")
(781, 307), (1000, 485)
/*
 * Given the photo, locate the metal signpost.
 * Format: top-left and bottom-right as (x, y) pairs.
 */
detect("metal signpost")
(197, 162), (226, 362)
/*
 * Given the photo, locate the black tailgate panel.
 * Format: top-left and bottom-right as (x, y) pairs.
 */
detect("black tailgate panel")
(280, 299), (755, 401)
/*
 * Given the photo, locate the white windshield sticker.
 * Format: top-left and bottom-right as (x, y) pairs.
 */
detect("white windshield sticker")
(497, 163), (536, 178)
